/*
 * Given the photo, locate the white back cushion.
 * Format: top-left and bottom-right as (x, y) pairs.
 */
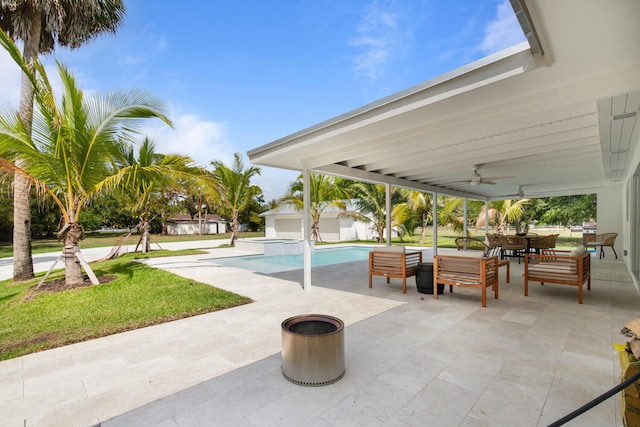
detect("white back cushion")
(570, 246), (586, 257)
(447, 250), (486, 258)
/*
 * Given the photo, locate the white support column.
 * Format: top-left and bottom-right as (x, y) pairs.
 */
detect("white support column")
(386, 184), (391, 246)
(432, 192), (438, 256)
(303, 168), (312, 291)
(463, 198), (468, 248)
(485, 200), (490, 240)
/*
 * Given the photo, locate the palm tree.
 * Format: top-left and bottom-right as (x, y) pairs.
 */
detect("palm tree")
(436, 196), (465, 234)
(105, 138), (207, 253)
(211, 153), (261, 246)
(0, 1), (125, 281)
(475, 199), (529, 234)
(0, 42), (171, 285)
(346, 182), (399, 243)
(393, 189), (432, 244)
(279, 174), (349, 242)
(181, 181), (220, 236)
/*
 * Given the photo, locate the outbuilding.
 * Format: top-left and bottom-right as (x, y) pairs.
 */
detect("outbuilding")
(166, 214), (227, 236)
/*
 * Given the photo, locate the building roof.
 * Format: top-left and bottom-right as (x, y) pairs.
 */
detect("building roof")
(248, 0), (640, 201)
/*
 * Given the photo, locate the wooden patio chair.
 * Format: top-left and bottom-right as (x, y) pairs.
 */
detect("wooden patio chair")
(454, 237), (510, 284)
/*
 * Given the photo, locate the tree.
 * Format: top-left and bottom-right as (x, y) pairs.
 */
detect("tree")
(436, 196), (465, 234)
(105, 138), (206, 252)
(0, 40), (171, 285)
(279, 173), (348, 242)
(346, 182), (399, 243)
(539, 194), (596, 226)
(393, 190), (432, 244)
(180, 177), (221, 235)
(475, 199), (529, 234)
(0, 0), (125, 281)
(211, 153), (261, 246)
(83, 193), (137, 231)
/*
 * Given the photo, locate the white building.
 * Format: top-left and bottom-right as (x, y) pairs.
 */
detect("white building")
(166, 214), (227, 236)
(260, 202), (395, 241)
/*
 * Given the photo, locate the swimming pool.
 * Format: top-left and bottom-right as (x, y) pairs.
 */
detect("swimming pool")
(206, 246), (373, 274)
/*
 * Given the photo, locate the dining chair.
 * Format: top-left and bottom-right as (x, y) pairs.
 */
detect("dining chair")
(486, 234), (503, 257)
(455, 237), (490, 256)
(499, 235), (528, 264)
(528, 235), (553, 254)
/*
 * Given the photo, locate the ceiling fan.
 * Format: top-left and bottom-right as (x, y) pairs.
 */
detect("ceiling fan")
(502, 185), (543, 200)
(456, 165), (514, 186)
(503, 185), (526, 199)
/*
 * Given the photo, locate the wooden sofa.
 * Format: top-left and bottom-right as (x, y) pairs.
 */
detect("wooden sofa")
(369, 246), (422, 294)
(524, 247), (591, 303)
(433, 253), (499, 308)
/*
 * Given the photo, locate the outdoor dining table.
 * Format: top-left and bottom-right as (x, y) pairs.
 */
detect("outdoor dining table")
(513, 234), (550, 254)
(507, 234), (541, 253)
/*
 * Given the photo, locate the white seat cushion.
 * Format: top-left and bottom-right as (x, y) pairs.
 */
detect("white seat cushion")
(373, 246), (405, 254)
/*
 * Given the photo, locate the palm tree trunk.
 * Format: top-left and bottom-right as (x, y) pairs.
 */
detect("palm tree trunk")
(62, 222), (85, 286)
(160, 211), (167, 235)
(311, 220), (322, 242)
(12, 13), (42, 282)
(13, 174), (34, 281)
(141, 220), (150, 253)
(228, 210), (239, 246)
(377, 221), (385, 243)
(229, 221), (238, 246)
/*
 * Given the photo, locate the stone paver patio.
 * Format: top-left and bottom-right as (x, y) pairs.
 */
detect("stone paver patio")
(0, 245), (637, 426)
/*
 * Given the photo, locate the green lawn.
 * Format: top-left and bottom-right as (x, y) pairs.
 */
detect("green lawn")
(0, 251), (252, 361)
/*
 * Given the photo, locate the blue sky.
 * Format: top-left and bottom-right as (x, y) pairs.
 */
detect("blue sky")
(0, 0), (525, 201)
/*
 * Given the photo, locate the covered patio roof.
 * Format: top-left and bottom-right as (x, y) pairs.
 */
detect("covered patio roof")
(248, 0), (640, 201)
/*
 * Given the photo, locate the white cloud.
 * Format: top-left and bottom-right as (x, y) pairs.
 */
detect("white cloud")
(350, 1), (408, 81)
(143, 113), (234, 168)
(0, 49), (22, 109)
(144, 114), (295, 201)
(479, 0), (526, 54)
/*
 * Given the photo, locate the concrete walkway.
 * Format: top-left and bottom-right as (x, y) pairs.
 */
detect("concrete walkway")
(0, 243), (638, 426)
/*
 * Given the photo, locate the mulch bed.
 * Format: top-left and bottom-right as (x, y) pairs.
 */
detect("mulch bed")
(23, 275), (116, 301)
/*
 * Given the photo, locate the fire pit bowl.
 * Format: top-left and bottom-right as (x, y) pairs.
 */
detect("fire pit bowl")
(281, 314), (345, 386)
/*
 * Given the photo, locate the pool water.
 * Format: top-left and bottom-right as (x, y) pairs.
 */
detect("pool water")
(206, 246), (373, 274)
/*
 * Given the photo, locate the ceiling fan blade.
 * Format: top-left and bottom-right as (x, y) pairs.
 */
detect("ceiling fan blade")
(478, 179), (496, 185)
(481, 175), (515, 181)
(446, 179), (474, 184)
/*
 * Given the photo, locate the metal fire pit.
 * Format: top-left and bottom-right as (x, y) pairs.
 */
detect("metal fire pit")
(281, 314), (345, 386)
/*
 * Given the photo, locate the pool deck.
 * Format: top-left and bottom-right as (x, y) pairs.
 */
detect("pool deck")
(0, 244), (638, 426)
